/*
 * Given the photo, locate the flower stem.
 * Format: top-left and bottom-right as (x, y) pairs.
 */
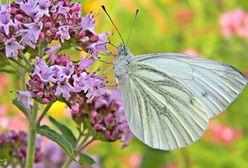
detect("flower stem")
(61, 133), (93, 168)
(61, 138), (94, 168)
(36, 102), (53, 126)
(20, 51), (32, 71)
(61, 158), (72, 168)
(25, 101), (38, 168)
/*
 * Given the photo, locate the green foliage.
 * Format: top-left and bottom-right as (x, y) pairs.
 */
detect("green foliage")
(78, 153), (95, 166)
(49, 116), (77, 146)
(37, 125), (75, 159)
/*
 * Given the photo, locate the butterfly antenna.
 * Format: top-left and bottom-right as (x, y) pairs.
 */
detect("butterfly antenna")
(108, 41), (118, 49)
(101, 5), (125, 45)
(126, 9), (139, 47)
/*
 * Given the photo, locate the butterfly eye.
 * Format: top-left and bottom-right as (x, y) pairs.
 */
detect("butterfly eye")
(115, 74), (120, 79)
(118, 45), (124, 55)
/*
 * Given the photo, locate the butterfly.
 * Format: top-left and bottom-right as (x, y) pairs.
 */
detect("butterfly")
(101, 6), (247, 150)
(114, 44), (247, 150)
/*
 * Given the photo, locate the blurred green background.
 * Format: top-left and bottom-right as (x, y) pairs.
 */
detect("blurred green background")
(1, 0), (248, 168)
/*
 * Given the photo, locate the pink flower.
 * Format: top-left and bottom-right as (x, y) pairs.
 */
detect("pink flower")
(78, 55), (93, 71)
(208, 122), (242, 144)
(86, 32), (110, 60)
(4, 37), (24, 59)
(26, 55), (105, 108)
(80, 14), (96, 32)
(73, 89), (133, 148)
(181, 49), (200, 57)
(0, 5), (16, 35)
(57, 25), (71, 43)
(0, 131), (43, 166)
(17, 91), (33, 110)
(32, 57), (56, 83)
(122, 154), (141, 168)
(55, 79), (75, 100)
(165, 163), (178, 168)
(44, 44), (61, 55)
(220, 8), (248, 39)
(33, 0), (51, 19)
(17, 0), (39, 17)
(0, 0), (108, 60)
(18, 21), (43, 49)
(176, 9), (193, 27)
(0, 106), (9, 129)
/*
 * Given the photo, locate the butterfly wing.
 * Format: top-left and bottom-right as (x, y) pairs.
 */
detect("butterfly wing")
(130, 53), (247, 118)
(119, 53), (247, 150)
(119, 60), (209, 150)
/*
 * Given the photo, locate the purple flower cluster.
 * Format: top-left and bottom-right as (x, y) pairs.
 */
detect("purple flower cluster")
(73, 89), (133, 148)
(1, 1), (133, 165)
(0, 0), (108, 60)
(0, 131), (43, 166)
(18, 54), (105, 111)
(34, 140), (100, 168)
(34, 140), (67, 168)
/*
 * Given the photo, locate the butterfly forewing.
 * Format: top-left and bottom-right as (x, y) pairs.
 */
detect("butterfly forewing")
(130, 53), (247, 118)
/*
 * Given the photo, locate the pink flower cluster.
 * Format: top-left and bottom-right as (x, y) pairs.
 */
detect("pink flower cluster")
(18, 54), (105, 111)
(0, 131), (43, 166)
(0, 0), (108, 60)
(73, 89), (133, 148)
(220, 8), (248, 39)
(208, 122), (242, 144)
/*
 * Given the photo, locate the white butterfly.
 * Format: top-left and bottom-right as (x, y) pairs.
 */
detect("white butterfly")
(114, 44), (247, 150)
(100, 5), (247, 150)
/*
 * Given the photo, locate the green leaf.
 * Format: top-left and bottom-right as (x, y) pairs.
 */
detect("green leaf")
(0, 146), (10, 164)
(0, 159), (6, 164)
(78, 153), (95, 166)
(9, 58), (25, 68)
(12, 98), (29, 118)
(0, 69), (16, 74)
(0, 53), (9, 65)
(49, 116), (77, 146)
(37, 125), (75, 159)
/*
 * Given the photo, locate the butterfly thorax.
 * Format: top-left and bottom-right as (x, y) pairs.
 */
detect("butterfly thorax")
(114, 44), (133, 84)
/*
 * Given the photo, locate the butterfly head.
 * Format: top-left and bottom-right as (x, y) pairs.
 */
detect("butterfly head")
(118, 44), (130, 57)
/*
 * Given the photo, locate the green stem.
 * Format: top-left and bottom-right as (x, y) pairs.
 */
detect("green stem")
(61, 158), (72, 168)
(20, 52), (32, 71)
(36, 102), (53, 126)
(25, 102), (38, 168)
(78, 138), (94, 151)
(55, 47), (64, 55)
(61, 138), (94, 168)
(38, 40), (46, 58)
(61, 132), (93, 168)
(7, 60), (23, 76)
(21, 69), (27, 91)
(77, 132), (90, 149)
